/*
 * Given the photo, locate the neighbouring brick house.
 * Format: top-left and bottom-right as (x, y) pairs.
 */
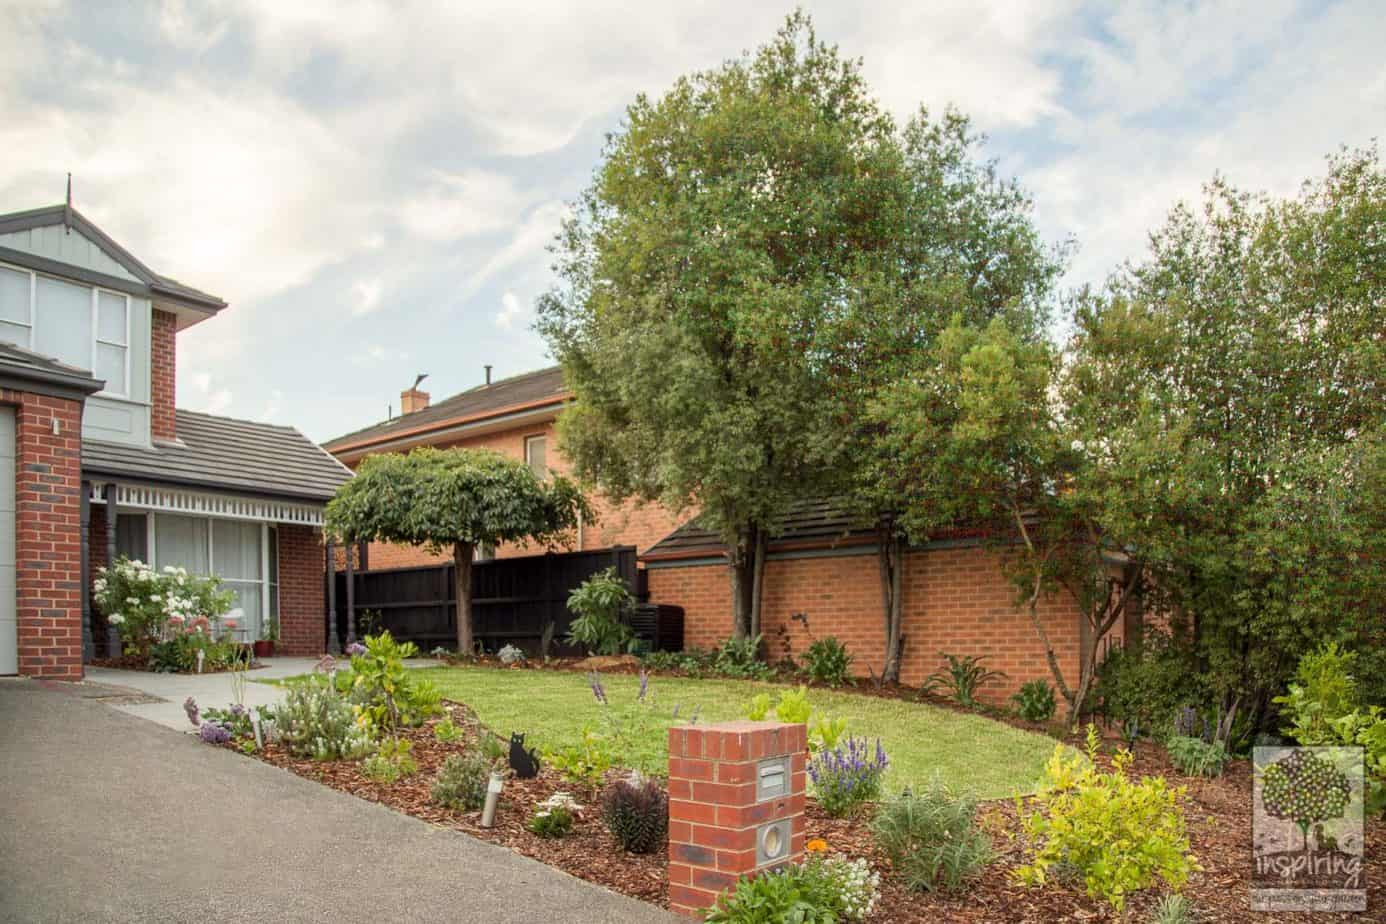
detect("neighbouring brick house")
(322, 366), (681, 566)
(642, 498), (1136, 704)
(0, 202), (351, 679)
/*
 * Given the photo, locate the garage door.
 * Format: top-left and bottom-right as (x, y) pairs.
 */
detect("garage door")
(0, 407), (14, 674)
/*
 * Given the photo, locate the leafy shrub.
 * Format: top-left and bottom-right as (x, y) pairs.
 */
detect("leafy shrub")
(1095, 635), (1207, 734)
(1015, 726), (1197, 912)
(601, 775), (668, 853)
(924, 653), (1005, 707)
(528, 797), (576, 838)
(347, 631), (443, 731)
(705, 852), (879, 923)
(565, 567), (634, 655)
(277, 674), (375, 760)
(544, 727), (616, 790)
(1012, 679), (1057, 723)
(714, 634), (772, 679)
(149, 630), (247, 674)
(1166, 735), (1229, 778)
(362, 738), (418, 783)
(1149, 893), (1196, 924)
(1274, 642), (1386, 814)
(433, 717), (465, 744)
(202, 703), (254, 739)
(742, 686), (847, 755)
(871, 777), (993, 892)
(810, 737), (888, 817)
(803, 637), (854, 687)
(92, 557), (235, 660)
(431, 751), (494, 811)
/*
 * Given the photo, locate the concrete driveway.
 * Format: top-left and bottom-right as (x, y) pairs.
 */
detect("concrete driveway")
(0, 679), (674, 923)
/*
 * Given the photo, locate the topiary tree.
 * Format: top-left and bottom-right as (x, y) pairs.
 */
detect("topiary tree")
(1261, 748), (1353, 852)
(325, 447), (590, 654)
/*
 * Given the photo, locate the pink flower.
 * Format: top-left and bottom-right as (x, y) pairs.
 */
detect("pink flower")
(169, 614), (186, 624)
(223, 619), (238, 630)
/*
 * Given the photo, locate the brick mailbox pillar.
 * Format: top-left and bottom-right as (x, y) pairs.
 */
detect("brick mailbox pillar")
(667, 720), (807, 917)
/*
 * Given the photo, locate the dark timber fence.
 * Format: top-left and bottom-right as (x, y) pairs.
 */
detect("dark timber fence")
(331, 546), (639, 654)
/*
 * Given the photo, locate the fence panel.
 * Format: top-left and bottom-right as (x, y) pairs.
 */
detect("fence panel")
(332, 546), (638, 654)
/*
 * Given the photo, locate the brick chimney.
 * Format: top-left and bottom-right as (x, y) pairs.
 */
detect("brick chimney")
(400, 387), (430, 414)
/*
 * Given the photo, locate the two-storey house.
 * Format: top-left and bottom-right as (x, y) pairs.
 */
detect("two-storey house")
(323, 366), (681, 567)
(0, 203), (350, 679)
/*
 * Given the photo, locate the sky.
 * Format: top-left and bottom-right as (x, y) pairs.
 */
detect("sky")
(1, 1), (1382, 443)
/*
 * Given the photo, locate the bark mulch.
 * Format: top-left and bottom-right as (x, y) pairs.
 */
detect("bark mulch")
(244, 700), (1384, 923)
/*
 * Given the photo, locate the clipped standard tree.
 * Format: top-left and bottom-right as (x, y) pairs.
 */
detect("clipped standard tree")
(325, 447), (590, 654)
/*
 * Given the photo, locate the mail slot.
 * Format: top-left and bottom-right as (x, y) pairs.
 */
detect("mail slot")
(756, 755), (790, 801)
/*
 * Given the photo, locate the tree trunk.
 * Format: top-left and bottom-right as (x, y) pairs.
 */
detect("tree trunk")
(878, 525), (905, 685)
(453, 542), (475, 655)
(730, 527), (751, 640)
(749, 525), (767, 641)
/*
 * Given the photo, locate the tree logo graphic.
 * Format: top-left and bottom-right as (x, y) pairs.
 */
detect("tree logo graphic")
(1260, 748), (1352, 852)
(1252, 745), (1366, 913)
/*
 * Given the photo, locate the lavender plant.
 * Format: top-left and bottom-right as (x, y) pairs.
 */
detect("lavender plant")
(810, 736), (889, 817)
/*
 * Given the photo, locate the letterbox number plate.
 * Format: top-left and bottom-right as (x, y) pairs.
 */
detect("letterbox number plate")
(756, 756), (789, 801)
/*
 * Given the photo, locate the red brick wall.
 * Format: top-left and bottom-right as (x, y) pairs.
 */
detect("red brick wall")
(151, 309), (177, 441)
(647, 544), (1087, 704)
(5, 390), (85, 680)
(347, 417), (683, 569)
(277, 524), (325, 656)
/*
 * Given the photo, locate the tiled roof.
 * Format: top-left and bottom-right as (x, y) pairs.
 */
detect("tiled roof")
(324, 366), (568, 453)
(83, 410), (353, 502)
(0, 340), (105, 397)
(643, 498), (870, 559)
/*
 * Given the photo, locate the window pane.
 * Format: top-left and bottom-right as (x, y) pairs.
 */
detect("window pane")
(33, 275), (91, 369)
(96, 342), (126, 394)
(0, 321), (29, 349)
(526, 436), (547, 476)
(115, 514), (148, 561)
(154, 514), (209, 574)
(222, 580), (261, 641)
(97, 292), (127, 344)
(0, 266), (29, 324)
(212, 519), (261, 581)
(267, 526), (278, 584)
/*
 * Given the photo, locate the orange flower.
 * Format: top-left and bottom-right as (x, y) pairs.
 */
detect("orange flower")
(806, 838), (829, 853)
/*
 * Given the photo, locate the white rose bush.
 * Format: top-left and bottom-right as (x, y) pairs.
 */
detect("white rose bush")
(93, 557), (236, 668)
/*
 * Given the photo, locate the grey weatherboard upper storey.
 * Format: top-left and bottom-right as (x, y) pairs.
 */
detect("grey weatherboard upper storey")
(82, 410), (353, 502)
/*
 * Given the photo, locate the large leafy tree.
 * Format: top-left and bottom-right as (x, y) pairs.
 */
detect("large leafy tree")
(827, 112), (1064, 683)
(868, 318), (1133, 723)
(324, 448), (589, 653)
(539, 13), (1060, 650)
(1064, 147), (1386, 725)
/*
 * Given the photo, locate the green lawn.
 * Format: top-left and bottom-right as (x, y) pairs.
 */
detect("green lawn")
(424, 665), (1060, 799)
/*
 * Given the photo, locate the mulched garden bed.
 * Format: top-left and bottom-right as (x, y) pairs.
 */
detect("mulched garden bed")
(241, 699), (1384, 922)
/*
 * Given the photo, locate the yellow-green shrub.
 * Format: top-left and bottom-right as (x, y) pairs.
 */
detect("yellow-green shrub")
(1014, 727), (1198, 912)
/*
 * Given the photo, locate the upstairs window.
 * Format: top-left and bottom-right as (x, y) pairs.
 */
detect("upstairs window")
(525, 434), (547, 477)
(0, 262), (130, 398)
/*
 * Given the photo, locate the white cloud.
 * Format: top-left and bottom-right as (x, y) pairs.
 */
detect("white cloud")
(258, 389), (283, 422)
(495, 291), (524, 329)
(399, 169), (535, 241)
(352, 278), (383, 316)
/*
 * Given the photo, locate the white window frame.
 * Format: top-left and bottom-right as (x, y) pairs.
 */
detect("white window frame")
(0, 259), (131, 399)
(134, 511), (279, 642)
(524, 433), (547, 477)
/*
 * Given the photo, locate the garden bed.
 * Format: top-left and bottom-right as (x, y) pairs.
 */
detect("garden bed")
(239, 697), (1383, 923)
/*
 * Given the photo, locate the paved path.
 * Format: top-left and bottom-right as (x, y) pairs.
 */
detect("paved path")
(0, 679), (674, 923)
(83, 657), (440, 730)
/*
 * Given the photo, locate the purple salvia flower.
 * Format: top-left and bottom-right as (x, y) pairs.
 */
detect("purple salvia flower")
(183, 696), (200, 727)
(346, 642), (368, 657)
(637, 670), (649, 703)
(199, 722), (231, 744)
(230, 703), (246, 717)
(689, 705), (701, 725)
(671, 704), (681, 720)
(587, 670), (607, 705)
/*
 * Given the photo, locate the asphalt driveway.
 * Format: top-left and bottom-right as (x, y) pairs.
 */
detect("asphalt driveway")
(0, 679), (674, 923)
